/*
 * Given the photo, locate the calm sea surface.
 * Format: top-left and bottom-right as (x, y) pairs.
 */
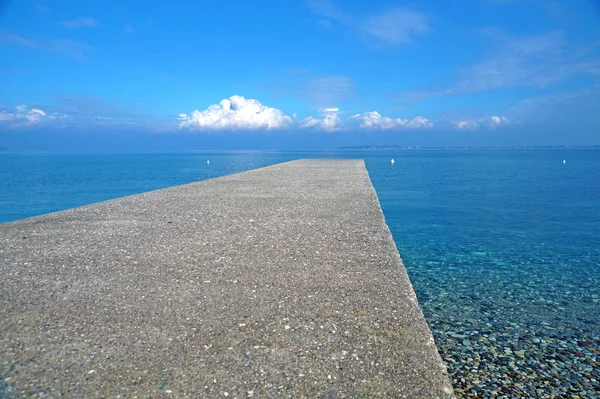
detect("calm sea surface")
(1, 150), (599, 397)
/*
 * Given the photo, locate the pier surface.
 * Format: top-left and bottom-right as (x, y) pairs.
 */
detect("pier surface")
(0, 159), (453, 398)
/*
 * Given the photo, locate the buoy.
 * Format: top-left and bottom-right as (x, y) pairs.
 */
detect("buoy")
(207, 160), (210, 165)
(391, 159), (395, 165)
(563, 160), (566, 164)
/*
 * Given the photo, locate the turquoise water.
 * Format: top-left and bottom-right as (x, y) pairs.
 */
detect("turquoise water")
(1, 150), (599, 397)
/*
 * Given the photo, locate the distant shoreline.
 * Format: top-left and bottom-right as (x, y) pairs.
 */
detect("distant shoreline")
(337, 145), (600, 150)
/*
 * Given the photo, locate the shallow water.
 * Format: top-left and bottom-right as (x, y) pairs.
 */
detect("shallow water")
(1, 149), (599, 397)
(369, 149), (600, 398)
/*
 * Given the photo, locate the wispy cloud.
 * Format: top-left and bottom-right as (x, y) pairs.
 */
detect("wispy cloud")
(0, 104), (66, 128)
(264, 70), (356, 109)
(512, 85), (600, 110)
(507, 85), (600, 122)
(60, 17), (98, 28)
(500, 84), (600, 132)
(306, 0), (430, 46)
(53, 96), (159, 128)
(0, 32), (33, 47)
(124, 25), (134, 34)
(453, 29), (597, 92)
(0, 97), (167, 131)
(361, 9), (430, 46)
(303, 75), (355, 108)
(306, 0), (347, 23)
(0, 31), (92, 59)
(395, 29), (600, 104)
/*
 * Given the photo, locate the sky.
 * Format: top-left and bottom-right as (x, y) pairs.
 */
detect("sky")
(1, 0), (600, 150)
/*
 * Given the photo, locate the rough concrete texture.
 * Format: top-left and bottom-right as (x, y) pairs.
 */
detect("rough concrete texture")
(0, 159), (454, 398)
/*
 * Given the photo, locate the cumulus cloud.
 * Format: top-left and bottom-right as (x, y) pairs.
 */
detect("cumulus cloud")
(299, 109), (433, 131)
(300, 107), (343, 131)
(0, 105), (66, 128)
(177, 96), (438, 132)
(488, 115), (509, 127)
(456, 120), (477, 130)
(405, 116), (434, 128)
(351, 111), (433, 129)
(178, 95), (292, 130)
(455, 116), (509, 129)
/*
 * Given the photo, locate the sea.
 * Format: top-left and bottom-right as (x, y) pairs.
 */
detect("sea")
(1, 149), (599, 397)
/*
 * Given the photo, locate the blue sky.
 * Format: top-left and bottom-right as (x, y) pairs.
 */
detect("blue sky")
(1, 0), (599, 150)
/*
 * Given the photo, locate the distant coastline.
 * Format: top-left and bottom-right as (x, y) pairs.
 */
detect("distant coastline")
(338, 145), (600, 150)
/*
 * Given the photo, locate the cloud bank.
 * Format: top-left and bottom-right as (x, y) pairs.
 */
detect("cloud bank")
(1, 96), (509, 133)
(178, 96), (437, 132)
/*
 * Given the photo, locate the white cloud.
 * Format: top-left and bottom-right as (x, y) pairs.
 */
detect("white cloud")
(177, 96), (438, 132)
(300, 107), (343, 131)
(456, 120), (477, 130)
(0, 105), (66, 128)
(27, 108), (46, 122)
(351, 111), (433, 129)
(352, 111), (397, 129)
(299, 109), (433, 131)
(300, 108), (342, 132)
(404, 116), (434, 128)
(488, 115), (509, 127)
(0, 111), (15, 122)
(321, 107), (339, 113)
(178, 95), (292, 130)
(455, 116), (510, 129)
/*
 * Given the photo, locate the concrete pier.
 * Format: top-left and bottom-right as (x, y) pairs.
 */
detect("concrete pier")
(0, 159), (453, 398)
